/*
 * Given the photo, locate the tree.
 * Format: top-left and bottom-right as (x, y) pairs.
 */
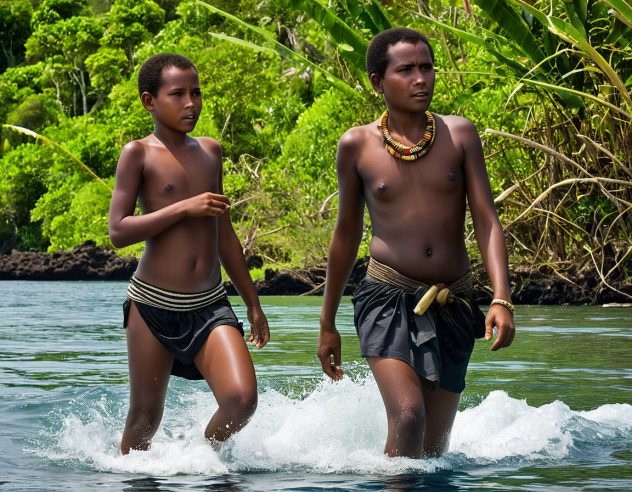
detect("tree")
(102, 0), (165, 70)
(0, 0), (33, 71)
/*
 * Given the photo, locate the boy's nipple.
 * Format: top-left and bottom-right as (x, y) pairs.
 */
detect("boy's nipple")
(164, 184), (175, 192)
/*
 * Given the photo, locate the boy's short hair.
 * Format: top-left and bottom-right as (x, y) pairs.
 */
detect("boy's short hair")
(366, 28), (435, 79)
(138, 53), (197, 96)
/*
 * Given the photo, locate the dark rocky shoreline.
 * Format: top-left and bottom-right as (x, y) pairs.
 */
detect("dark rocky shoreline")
(1, 241), (630, 305)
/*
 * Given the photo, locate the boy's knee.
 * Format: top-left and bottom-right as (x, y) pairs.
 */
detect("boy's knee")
(224, 388), (258, 419)
(127, 405), (163, 432)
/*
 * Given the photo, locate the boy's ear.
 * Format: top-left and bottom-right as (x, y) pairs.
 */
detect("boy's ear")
(140, 92), (155, 111)
(369, 73), (383, 94)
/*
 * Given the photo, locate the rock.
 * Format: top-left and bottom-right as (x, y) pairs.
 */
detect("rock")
(0, 241), (137, 280)
(1, 245), (630, 305)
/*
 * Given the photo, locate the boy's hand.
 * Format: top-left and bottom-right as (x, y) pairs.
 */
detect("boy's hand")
(485, 305), (516, 351)
(317, 327), (343, 380)
(185, 192), (230, 217)
(246, 306), (270, 349)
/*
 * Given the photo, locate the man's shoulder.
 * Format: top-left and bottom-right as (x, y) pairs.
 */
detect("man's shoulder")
(338, 122), (378, 152)
(439, 114), (478, 135)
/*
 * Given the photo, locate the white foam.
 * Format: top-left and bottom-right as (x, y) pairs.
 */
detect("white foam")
(34, 376), (632, 475)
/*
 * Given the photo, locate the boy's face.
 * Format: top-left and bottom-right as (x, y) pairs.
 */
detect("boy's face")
(141, 66), (202, 133)
(371, 41), (435, 113)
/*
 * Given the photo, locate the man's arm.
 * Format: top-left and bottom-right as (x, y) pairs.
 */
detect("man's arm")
(210, 139), (269, 349)
(108, 140), (229, 248)
(318, 129), (366, 379)
(458, 118), (516, 351)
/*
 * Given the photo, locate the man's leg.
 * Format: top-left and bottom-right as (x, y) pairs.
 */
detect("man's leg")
(367, 357), (426, 458)
(421, 386), (460, 457)
(194, 325), (257, 444)
(121, 302), (173, 454)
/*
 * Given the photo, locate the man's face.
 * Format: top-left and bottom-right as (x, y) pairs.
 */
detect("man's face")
(143, 66), (202, 132)
(373, 41), (435, 113)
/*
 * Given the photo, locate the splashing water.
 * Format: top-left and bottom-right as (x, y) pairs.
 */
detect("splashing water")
(29, 374), (632, 477)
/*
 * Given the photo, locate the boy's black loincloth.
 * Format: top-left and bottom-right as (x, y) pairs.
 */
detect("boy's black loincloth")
(352, 262), (485, 393)
(123, 276), (243, 380)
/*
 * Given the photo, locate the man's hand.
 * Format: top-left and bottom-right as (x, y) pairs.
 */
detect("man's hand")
(485, 305), (516, 351)
(317, 328), (343, 380)
(185, 192), (230, 217)
(247, 306), (270, 349)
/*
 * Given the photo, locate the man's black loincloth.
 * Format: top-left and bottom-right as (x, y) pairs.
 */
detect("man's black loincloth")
(352, 274), (485, 393)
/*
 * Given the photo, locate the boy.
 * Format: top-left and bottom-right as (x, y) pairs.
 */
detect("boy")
(317, 28), (515, 458)
(109, 53), (269, 454)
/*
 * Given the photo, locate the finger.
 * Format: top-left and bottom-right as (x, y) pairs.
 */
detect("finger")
(491, 325), (509, 351)
(485, 320), (494, 341)
(318, 352), (336, 379)
(258, 324), (270, 349)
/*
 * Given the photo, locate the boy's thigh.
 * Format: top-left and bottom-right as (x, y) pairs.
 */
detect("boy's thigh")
(194, 325), (256, 394)
(125, 301), (173, 397)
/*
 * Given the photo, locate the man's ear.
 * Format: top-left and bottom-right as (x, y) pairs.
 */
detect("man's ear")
(369, 73), (383, 94)
(140, 92), (155, 111)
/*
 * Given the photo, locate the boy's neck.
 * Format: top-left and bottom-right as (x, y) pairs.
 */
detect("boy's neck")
(153, 127), (189, 148)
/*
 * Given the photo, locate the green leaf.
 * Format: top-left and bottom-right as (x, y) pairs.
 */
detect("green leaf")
(291, 0), (368, 71)
(474, 0), (547, 64)
(515, 0), (632, 108)
(195, 1), (361, 98)
(602, 0), (632, 27)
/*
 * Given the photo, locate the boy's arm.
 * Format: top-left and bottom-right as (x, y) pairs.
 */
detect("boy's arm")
(458, 118), (515, 351)
(210, 139), (269, 349)
(108, 140), (229, 248)
(318, 130), (366, 380)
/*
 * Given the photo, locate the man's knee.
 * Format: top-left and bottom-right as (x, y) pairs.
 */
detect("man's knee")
(392, 400), (425, 432)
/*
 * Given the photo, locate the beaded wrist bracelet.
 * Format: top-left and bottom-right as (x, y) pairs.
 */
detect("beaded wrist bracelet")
(490, 298), (515, 315)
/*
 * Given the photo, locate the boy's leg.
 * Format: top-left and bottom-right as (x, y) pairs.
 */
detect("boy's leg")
(367, 356), (426, 458)
(121, 301), (173, 454)
(421, 386), (460, 457)
(193, 325), (257, 444)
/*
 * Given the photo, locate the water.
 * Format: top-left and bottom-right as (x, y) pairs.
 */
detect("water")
(1, 281), (631, 490)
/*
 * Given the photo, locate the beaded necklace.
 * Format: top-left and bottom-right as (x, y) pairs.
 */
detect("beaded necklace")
(378, 110), (436, 161)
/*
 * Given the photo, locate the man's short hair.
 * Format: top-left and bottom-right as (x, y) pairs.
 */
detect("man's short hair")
(138, 53), (197, 96)
(366, 28), (435, 79)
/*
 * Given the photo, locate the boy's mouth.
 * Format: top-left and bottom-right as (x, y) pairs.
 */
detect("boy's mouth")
(184, 114), (197, 120)
(412, 91), (429, 97)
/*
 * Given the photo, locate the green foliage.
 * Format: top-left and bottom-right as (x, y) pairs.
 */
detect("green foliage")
(0, 145), (50, 250)
(0, 0), (628, 291)
(0, 0), (33, 71)
(42, 179), (113, 251)
(5, 92), (62, 147)
(85, 47), (128, 95)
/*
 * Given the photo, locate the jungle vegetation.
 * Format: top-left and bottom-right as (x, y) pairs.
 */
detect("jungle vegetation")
(0, 0), (630, 297)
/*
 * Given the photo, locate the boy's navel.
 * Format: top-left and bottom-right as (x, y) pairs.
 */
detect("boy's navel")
(448, 172), (456, 181)
(377, 182), (387, 192)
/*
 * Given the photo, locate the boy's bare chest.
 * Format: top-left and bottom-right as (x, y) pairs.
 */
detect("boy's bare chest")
(142, 149), (218, 199)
